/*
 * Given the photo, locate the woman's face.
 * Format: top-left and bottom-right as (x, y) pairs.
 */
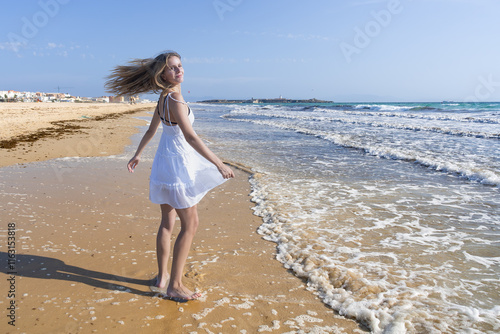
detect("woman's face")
(161, 56), (184, 85)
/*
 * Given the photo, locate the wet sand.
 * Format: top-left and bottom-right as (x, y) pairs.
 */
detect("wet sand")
(0, 103), (364, 333)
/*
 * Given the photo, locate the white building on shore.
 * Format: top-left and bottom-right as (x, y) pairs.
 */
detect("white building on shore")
(0, 90), (143, 103)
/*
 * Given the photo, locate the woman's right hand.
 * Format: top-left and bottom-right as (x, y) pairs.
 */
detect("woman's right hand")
(127, 156), (140, 173)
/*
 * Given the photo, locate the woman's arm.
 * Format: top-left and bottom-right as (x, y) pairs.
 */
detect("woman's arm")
(169, 93), (234, 179)
(127, 102), (162, 173)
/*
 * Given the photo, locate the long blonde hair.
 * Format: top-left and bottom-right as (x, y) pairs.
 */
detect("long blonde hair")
(105, 51), (181, 96)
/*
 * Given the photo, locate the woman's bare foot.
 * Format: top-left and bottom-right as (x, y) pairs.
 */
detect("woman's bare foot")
(156, 274), (170, 289)
(150, 274), (170, 295)
(166, 284), (202, 302)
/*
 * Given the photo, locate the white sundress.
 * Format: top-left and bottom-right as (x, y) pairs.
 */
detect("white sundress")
(149, 92), (226, 209)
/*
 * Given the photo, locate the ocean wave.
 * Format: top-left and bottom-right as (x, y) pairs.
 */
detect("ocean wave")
(314, 108), (500, 125)
(354, 104), (415, 112)
(199, 104), (500, 333)
(224, 112), (500, 140)
(230, 104), (500, 125)
(249, 175), (500, 333)
(223, 116), (500, 186)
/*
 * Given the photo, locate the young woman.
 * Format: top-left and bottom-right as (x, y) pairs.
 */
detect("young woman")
(105, 51), (234, 301)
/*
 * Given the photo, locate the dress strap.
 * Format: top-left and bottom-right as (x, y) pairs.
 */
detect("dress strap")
(159, 92), (190, 126)
(165, 94), (174, 125)
(157, 96), (172, 125)
(159, 92), (176, 125)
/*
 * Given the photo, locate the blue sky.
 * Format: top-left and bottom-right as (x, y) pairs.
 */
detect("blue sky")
(1, 0), (499, 102)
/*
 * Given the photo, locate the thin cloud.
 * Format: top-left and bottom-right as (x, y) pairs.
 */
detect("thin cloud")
(183, 57), (237, 64)
(0, 41), (26, 52)
(2, 41), (85, 58)
(189, 76), (273, 84)
(232, 30), (337, 42)
(348, 0), (389, 6)
(184, 57), (306, 65)
(47, 42), (64, 49)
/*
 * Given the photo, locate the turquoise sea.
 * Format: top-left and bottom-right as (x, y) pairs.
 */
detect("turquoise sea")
(191, 101), (500, 333)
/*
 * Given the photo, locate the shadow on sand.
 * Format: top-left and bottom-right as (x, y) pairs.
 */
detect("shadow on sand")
(1, 252), (152, 296)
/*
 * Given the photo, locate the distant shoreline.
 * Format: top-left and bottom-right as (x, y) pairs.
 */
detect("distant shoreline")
(198, 98), (334, 104)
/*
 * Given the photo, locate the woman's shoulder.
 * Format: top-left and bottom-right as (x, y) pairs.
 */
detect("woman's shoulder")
(167, 91), (186, 104)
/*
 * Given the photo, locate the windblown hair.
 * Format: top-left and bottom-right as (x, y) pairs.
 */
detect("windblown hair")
(105, 51), (181, 96)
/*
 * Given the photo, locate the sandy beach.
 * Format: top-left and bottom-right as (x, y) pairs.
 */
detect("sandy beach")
(0, 103), (364, 333)
(0, 102), (156, 167)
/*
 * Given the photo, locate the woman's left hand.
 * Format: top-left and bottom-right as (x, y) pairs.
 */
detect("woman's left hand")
(218, 164), (235, 179)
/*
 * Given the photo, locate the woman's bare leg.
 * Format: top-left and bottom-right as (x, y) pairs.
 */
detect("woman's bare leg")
(167, 205), (202, 300)
(155, 204), (176, 289)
